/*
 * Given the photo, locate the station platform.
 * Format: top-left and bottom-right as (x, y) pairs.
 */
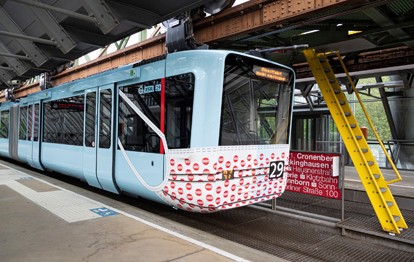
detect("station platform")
(0, 160), (283, 262)
(1, 158), (413, 261)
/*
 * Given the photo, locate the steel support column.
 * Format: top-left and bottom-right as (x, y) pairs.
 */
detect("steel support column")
(377, 77), (398, 140)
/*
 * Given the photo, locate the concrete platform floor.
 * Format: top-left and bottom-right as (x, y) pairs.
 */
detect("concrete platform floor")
(0, 162), (284, 262)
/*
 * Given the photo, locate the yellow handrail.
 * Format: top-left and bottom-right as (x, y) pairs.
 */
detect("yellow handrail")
(332, 51), (402, 184)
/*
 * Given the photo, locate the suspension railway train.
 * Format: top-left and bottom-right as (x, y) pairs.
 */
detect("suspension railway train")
(0, 50), (295, 212)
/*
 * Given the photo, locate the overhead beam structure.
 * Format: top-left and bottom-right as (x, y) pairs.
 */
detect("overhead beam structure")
(3, 0), (414, 99)
(0, 7), (48, 66)
(19, 1), (77, 54)
(0, 0), (213, 90)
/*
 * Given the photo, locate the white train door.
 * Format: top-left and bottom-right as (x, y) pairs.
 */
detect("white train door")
(83, 85), (119, 193)
(83, 89), (100, 188)
(25, 103), (42, 169)
(114, 78), (169, 195)
(31, 102), (42, 169)
(26, 104), (34, 167)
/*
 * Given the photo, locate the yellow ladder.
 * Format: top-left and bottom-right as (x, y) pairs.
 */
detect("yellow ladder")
(303, 49), (408, 234)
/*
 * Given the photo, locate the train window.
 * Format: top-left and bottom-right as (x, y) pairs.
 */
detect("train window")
(43, 95), (85, 145)
(220, 55), (293, 146)
(118, 73), (194, 152)
(165, 73), (194, 148)
(0, 110), (9, 138)
(19, 106), (27, 140)
(34, 104), (39, 141)
(28, 105), (32, 140)
(119, 80), (161, 153)
(99, 89), (112, 149)
(85, 92), (96, 147)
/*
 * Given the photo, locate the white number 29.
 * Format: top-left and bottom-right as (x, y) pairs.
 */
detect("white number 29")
(269, 161), (284, 179)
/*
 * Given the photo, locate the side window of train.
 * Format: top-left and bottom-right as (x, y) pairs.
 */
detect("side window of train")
(85, 92), (96, 147)
(19, 106), (28, 140)
(165, 73), (194, 149)
(119, 79), (161, 153)
(28, 105), (32, 140)
(118, 73), (194, 152)
(99, 89), (112, 149)
(0, 110), (9, 138)
(43, 95), (84, 145)
(34, 104), (39, 141)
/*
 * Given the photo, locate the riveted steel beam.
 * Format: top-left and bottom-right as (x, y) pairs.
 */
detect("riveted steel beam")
(194, 0), (394, 45)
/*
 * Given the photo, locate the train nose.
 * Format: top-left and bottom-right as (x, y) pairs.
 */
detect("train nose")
(158, 144), (290, 212)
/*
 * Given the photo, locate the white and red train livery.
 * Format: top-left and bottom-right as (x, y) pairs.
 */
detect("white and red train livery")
(159, 144), (289, 212)
(0, 50), (294, 212)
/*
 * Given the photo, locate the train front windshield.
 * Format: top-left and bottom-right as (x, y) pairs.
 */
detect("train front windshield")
(220, 54), (293, 146)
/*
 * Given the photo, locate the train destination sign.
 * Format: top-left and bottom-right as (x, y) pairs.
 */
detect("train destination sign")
(253, 65), (289, 82)
(286, 152), (341, 199)
(51, 101), (84, 111)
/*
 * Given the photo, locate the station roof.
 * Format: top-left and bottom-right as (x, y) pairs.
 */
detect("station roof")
(201, 0), (414, 78)
(1, 0), (414, 91)
(0, 0), (211, 89)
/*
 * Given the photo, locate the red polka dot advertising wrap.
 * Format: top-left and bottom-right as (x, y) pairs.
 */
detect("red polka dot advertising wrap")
(156, 144), (289, 213)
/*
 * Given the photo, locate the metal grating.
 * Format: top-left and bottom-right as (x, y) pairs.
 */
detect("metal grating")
(158, 205), (414, 261)
(277, 191), (414, 243)
(113, 190), (407, 260)
(214, 214), (338, 260)
(277, 191), (344, 219)
(339, 209), (414, 242)
(288, 235), (414, 262)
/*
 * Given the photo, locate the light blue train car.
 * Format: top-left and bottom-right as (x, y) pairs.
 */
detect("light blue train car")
(0, 50), (295, 212)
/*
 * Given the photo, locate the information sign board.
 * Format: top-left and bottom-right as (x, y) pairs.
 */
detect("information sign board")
(286, 152), (341, 199)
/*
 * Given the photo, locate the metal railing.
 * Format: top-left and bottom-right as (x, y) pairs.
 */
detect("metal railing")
(312, 139), (414, 170)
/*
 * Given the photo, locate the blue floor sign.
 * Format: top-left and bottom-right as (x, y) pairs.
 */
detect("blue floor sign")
(90, 207), (118, 217)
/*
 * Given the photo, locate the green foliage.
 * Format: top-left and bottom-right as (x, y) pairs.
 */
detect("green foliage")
(347, 77), (392, 141)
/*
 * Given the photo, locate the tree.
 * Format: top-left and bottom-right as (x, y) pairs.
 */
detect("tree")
(347, 77), (392, 142)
